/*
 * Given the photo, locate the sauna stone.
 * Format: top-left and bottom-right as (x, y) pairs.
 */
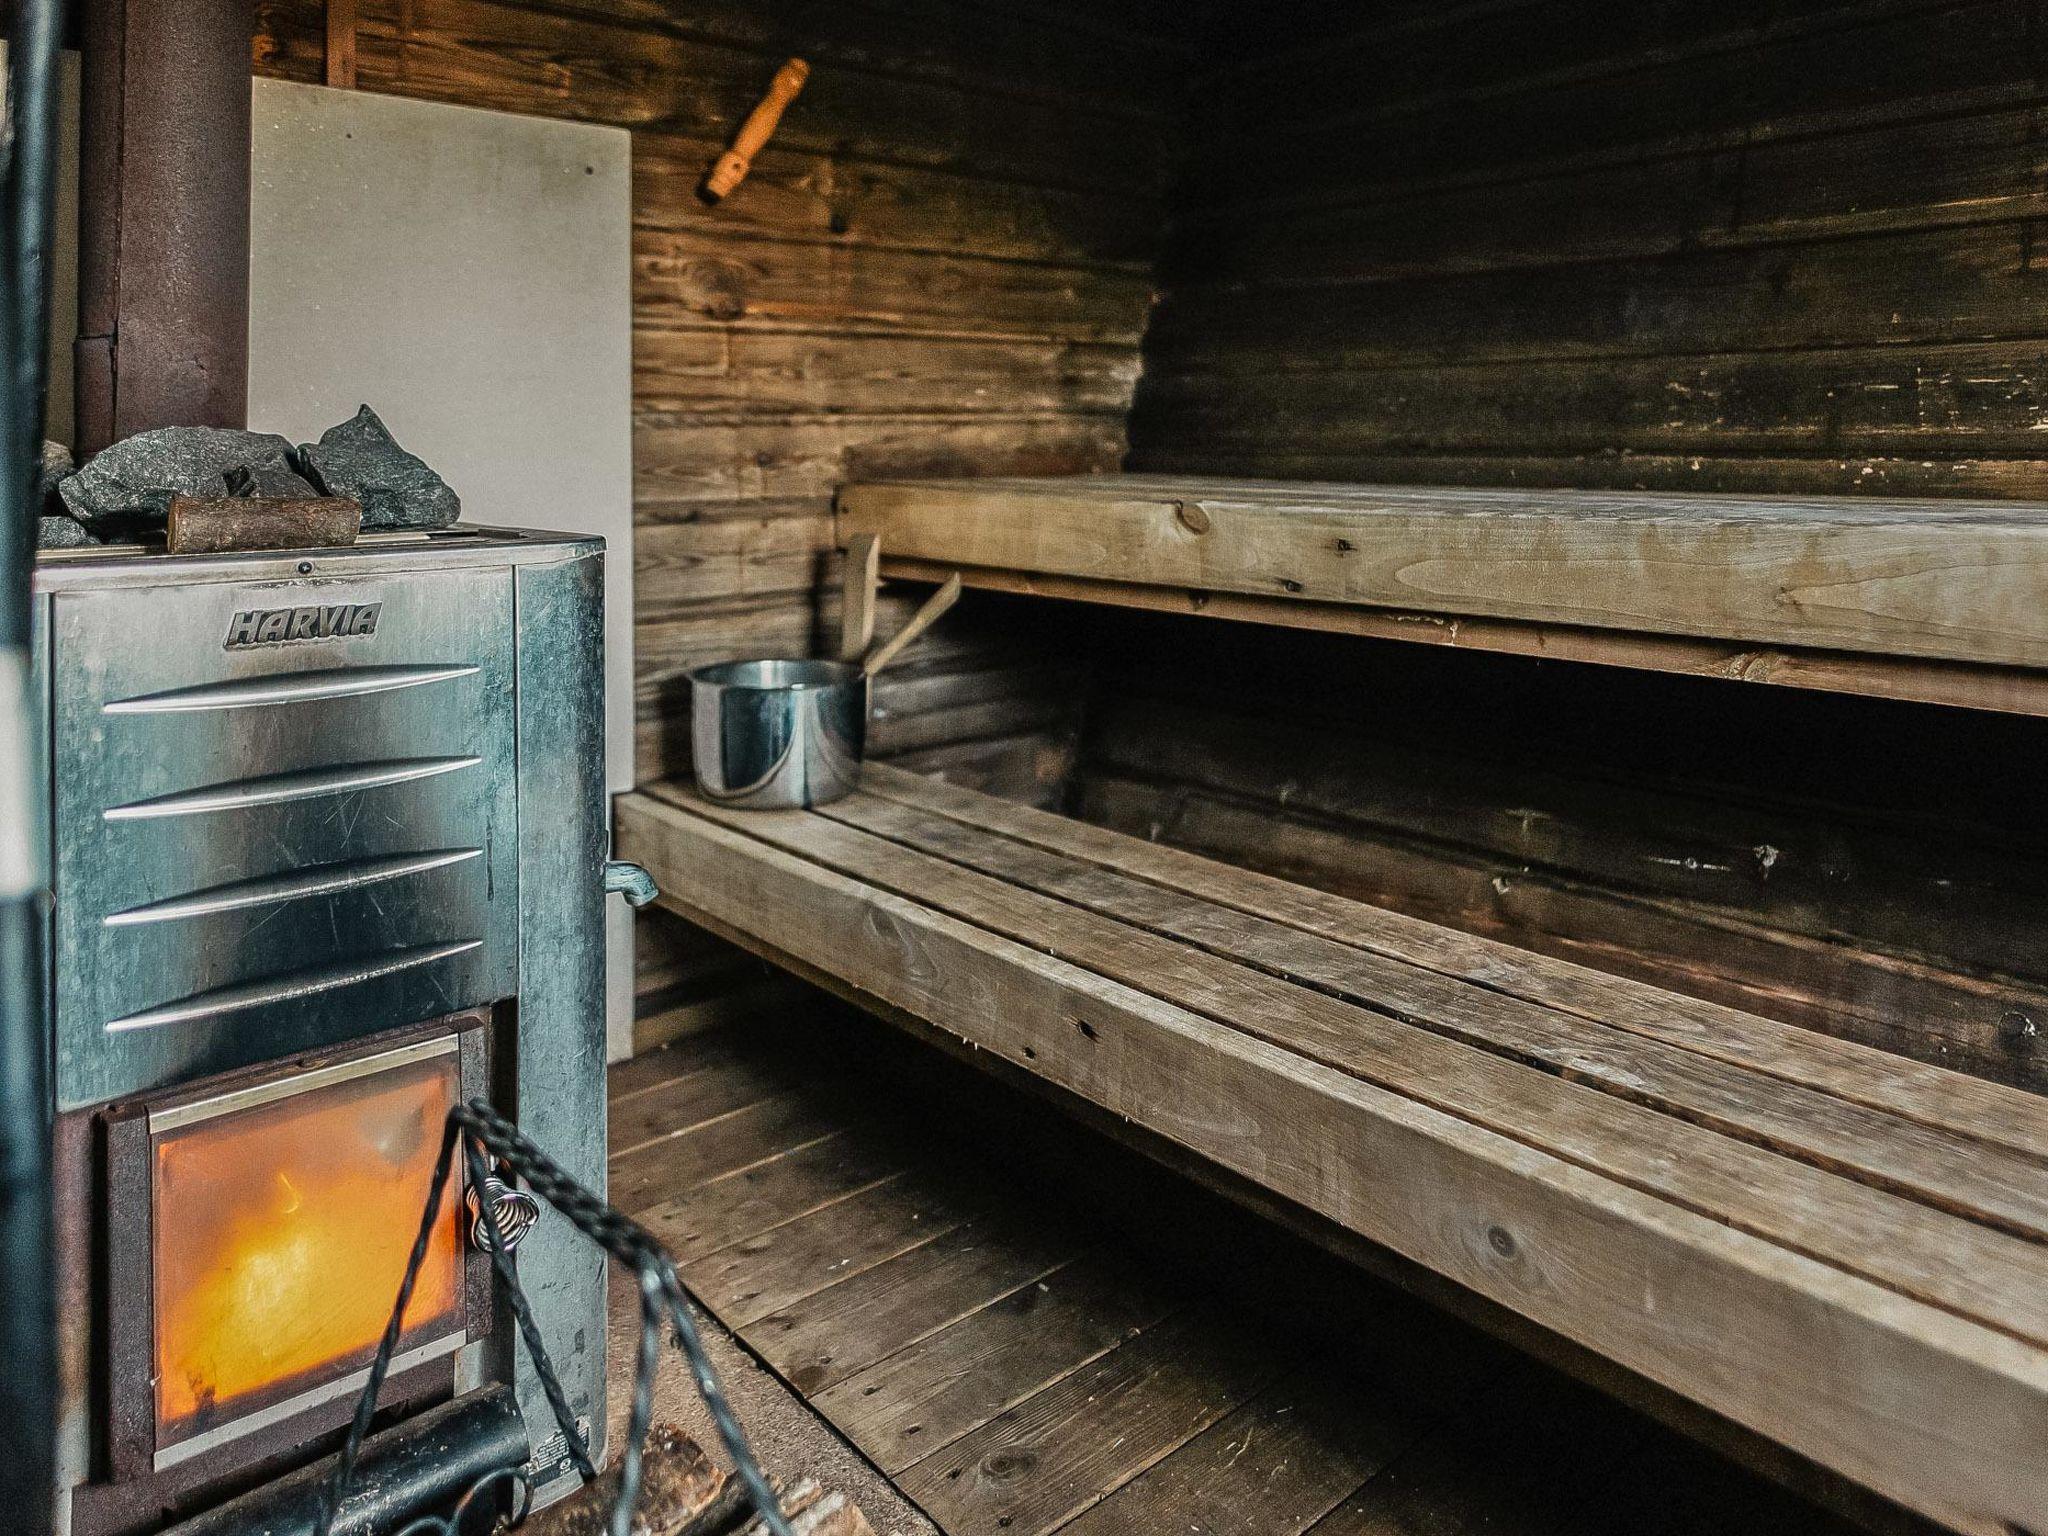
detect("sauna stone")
(297, 405), (460, 530)
(58, 426), (313, 534)
(36, 513), (93, 549)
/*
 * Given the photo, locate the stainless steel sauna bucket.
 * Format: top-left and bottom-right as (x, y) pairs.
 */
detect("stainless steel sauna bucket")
(689, 657), (867, 809)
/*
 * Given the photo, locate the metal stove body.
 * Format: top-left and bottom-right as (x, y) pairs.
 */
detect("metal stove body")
(32, 528), (611, 1533)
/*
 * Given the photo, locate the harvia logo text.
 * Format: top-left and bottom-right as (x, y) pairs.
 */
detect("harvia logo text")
(224, 602), (381, 649)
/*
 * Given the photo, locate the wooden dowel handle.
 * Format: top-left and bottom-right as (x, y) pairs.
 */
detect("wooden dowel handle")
(704, 58), (809, 200)
(863, 573), (962, 676)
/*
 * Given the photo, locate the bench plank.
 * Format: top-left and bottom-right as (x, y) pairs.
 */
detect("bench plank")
(873, 552), (2048, 720)
(838, 475), (2048, 671)
(820, 788), (2048, 1242)
(614, 787), (2048, 1532)
(859, 761), (2048, 1163)
(643, 781), (2048, 1349)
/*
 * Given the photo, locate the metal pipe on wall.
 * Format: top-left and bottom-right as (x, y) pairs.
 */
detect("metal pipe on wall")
(0, 2), (66, 1531)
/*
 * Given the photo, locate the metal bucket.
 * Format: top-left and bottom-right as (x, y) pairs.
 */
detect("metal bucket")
(688, 658), (867, 809)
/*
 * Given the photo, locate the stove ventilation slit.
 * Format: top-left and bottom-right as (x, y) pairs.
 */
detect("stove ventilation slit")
(103, 662), (480, 714)
(103, 847), (483, 926)
(103, 939), (485, 1032)
(102, 754), (482, 820)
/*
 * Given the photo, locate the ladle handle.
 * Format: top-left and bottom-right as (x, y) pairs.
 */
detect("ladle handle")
(863, 574), (962, 676)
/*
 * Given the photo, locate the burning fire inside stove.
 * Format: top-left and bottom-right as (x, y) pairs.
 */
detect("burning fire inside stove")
(146, 1046), (465, 1452)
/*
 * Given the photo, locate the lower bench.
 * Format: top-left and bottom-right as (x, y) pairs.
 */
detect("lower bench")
(615, 764), (2048, 1535)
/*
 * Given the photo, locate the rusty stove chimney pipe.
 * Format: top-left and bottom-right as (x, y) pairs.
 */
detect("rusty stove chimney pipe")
(75, 0), (254, 456)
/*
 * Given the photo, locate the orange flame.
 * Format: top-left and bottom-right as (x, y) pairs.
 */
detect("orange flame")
(152, 1054), (463, 1442)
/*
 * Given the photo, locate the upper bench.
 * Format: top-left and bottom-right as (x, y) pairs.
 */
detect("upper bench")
(837, 474), (2048, 715)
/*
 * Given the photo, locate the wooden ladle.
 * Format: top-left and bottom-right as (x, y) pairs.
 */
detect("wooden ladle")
(862, 574), (962, 675)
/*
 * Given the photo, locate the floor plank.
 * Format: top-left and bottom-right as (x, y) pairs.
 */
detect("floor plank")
(751, 1217), (1086, 1396)
(679, 1168), (987, 1327)
(637, 1123), (913, 1265)
(606, 1034), (711, 1104)
(606, 1002), (1868, 1536)
(610, 1090), (857, 1214)
(609, 1048), (821, 1156)
(811, 1253), (1178, 1474)
(1305, 1366), (1664, 1536)
(896, 1306), (1283, 1536)
(1055, 1369), (1426, 1536)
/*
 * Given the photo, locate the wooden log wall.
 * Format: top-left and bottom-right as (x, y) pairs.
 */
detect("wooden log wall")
(1067, 0), (2048, 1095)
(243, 2), (2048, 1086)
(252, 0), (1178, 785)
(249, 1), (1181, 1046)
(1129, 0), (2048, 496)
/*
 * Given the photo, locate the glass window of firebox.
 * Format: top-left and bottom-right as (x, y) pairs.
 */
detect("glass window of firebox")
(150, 1048), (464, 1449)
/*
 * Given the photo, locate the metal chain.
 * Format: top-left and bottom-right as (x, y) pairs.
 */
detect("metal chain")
(314, 1100), (794, 1536)
(467, 1176), (541, 1254)
(388, 1468), (534, 1536)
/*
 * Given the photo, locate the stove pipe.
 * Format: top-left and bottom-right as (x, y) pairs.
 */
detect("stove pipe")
(74, 0), (254, 454)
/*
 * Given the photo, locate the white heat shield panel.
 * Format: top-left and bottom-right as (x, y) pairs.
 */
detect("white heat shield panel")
(247, 80), (636, 1058)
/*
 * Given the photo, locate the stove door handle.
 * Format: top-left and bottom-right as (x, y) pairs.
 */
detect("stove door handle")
(603, 858), (658, 908)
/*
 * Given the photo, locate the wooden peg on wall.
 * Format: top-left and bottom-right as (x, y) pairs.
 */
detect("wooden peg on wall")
(325, 0), (357, 89)
(702, 58), (809, 202)
(839, 532), (880, 662)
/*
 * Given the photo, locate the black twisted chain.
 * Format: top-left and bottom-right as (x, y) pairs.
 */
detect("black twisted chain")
(387, 1468), (534, 1536)
(313, 1100), (794, 1536)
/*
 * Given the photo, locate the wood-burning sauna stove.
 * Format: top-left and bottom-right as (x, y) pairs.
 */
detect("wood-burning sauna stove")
(30, 527), (614, 1534)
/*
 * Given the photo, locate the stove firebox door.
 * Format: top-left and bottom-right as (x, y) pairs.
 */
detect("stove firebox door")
(103, 1029), (488, 1476)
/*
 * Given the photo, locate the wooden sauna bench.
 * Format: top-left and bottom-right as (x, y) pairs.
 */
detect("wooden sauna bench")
(837, 474), (2048, 715)
(614, 764), (2048, 1536)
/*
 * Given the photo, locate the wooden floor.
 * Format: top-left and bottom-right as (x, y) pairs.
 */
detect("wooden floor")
(607, 1004), (1866, 1536)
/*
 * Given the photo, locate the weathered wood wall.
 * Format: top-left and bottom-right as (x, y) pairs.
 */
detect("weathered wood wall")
(1049, 1), (2048, 1094)
(1130, 0), (2048, 496)
(243, 3), (2048, 1086)
(252, 0), (1177, 784)
(1070, 609), (2048, 1091)
(250, 1), (1180, 1046)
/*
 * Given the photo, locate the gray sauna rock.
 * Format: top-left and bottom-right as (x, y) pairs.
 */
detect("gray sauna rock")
(226, 458), (321, 499)
(38, 440), (71, 506)
(36, 444), (96, 546)
(297, 406), (459, 530)
(37, 512), (94, 548)
(57, 426), (310, 533)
